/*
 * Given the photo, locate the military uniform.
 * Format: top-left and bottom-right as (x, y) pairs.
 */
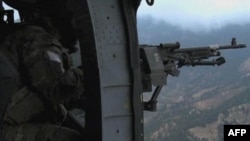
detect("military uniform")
(0, 25), (84, 141)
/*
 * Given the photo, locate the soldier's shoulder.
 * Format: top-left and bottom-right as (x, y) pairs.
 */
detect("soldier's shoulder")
(11, 25), (53, 37)
(3, 25), (59, 46)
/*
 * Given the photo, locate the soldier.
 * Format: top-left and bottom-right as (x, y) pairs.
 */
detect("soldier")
(0, 0), (84, 140)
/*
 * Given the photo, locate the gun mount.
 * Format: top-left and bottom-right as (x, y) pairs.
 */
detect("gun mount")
(140, 38), (246, 111)
(0, 0), (247, 141)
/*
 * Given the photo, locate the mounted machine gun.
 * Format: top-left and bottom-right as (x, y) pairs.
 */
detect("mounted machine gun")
(140, 38), (246, 111)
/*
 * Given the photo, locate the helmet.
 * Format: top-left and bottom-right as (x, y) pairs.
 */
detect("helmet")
(2, 0), (77, 52)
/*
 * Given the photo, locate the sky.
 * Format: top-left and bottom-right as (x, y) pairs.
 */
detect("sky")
(3, 0), (250, 31)
(137, 0), (250, 31)
(3, 3), (19, 19)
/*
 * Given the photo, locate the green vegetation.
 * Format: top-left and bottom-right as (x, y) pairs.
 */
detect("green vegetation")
(138, 16), (250, 141)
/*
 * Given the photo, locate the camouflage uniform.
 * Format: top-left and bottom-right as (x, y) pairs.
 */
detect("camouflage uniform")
(0, 25), (84, 141)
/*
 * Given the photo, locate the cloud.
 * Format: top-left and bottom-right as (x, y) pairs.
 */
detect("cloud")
(138, 0), (250, 31)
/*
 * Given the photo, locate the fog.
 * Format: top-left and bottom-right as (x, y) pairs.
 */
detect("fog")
(138, 0), (250, 32)
(4, 0), (250, 32)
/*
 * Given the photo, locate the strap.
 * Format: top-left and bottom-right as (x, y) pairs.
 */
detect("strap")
(0, 51), (18, 129)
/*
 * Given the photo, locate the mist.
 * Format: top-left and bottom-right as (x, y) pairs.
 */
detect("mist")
(4, 0), (250, 32)
(137, 0), (250, 32)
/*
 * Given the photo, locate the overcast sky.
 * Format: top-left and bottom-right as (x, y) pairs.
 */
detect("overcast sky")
(4, 1), (250, 31)
(137, 0), (250, 31)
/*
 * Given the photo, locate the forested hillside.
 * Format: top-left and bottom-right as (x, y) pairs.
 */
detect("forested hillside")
(137, 16), (250, 141)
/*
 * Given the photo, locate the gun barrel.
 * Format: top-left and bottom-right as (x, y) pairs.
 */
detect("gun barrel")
(173, 43), (246, 53)
(218, 43), (246, 50)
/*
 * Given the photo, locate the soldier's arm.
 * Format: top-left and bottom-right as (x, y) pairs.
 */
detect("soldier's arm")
(7, 26), (83, 104)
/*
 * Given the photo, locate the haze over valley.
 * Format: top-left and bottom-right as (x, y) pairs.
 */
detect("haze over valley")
(137, 15), (250, 141)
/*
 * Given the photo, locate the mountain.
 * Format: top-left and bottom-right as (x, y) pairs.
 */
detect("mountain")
(137, 17), (250, 141)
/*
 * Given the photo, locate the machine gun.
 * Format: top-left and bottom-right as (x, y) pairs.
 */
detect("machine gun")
(140, 38), (246, 111)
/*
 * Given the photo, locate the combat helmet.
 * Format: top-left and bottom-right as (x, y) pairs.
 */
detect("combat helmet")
(2, 0), (78, 53)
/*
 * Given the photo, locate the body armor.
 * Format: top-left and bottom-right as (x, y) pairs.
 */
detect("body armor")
(0, 25), (84, 141)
